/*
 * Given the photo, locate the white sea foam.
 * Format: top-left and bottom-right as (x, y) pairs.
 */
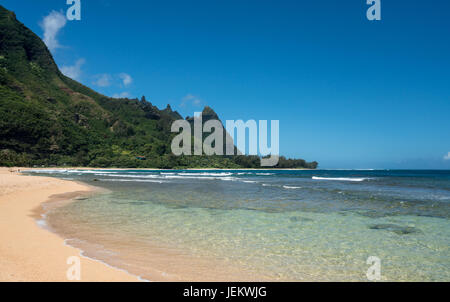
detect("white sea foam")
(164, 175), (238, 181)
(35, 212), (48, 228)
(36, 218), (47, 227)
(312, 176), (369, 182)
(24, 169), (67, 173)
(101, 179), (166, 183)
(434, 195), (450, 201)
(103, 174), (161, 179)
(24, 169), (119, 175)
(177, 172), (233, 176)
(283, 185), (302, 189)
(237, 172), (274, 176)
(66, 170), (119, 174)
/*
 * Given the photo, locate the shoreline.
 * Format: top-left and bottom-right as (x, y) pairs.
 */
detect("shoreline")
(1, 167), (267, 282)
(0, 167), (139, 282)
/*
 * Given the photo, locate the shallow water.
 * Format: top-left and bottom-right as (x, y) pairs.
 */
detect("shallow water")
(28, 169), (450, 281)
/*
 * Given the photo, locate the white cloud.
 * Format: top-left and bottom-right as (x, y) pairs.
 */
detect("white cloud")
(180, 94), (202, 107)
(40, 11), (67, 52)
(119, 73), (133, 86)
(60, 59), (85, 80)
(112, 92), (131, 99)
(444, 152), (450, 160)
(93, 74), (112, 87)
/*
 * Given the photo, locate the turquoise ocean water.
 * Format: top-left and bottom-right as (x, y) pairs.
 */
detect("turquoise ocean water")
(27, 169), (450, 281)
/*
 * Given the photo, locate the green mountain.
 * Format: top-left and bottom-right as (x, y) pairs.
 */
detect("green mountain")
(0, 5), (317, 169)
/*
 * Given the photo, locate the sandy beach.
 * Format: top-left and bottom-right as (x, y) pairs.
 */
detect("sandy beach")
(0, 167), (139, 282)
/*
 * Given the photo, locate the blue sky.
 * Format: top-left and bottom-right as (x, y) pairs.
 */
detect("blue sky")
(2, 0), (450, 169)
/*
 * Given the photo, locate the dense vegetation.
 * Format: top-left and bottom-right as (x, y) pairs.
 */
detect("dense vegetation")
(0, 5), (317, 169)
